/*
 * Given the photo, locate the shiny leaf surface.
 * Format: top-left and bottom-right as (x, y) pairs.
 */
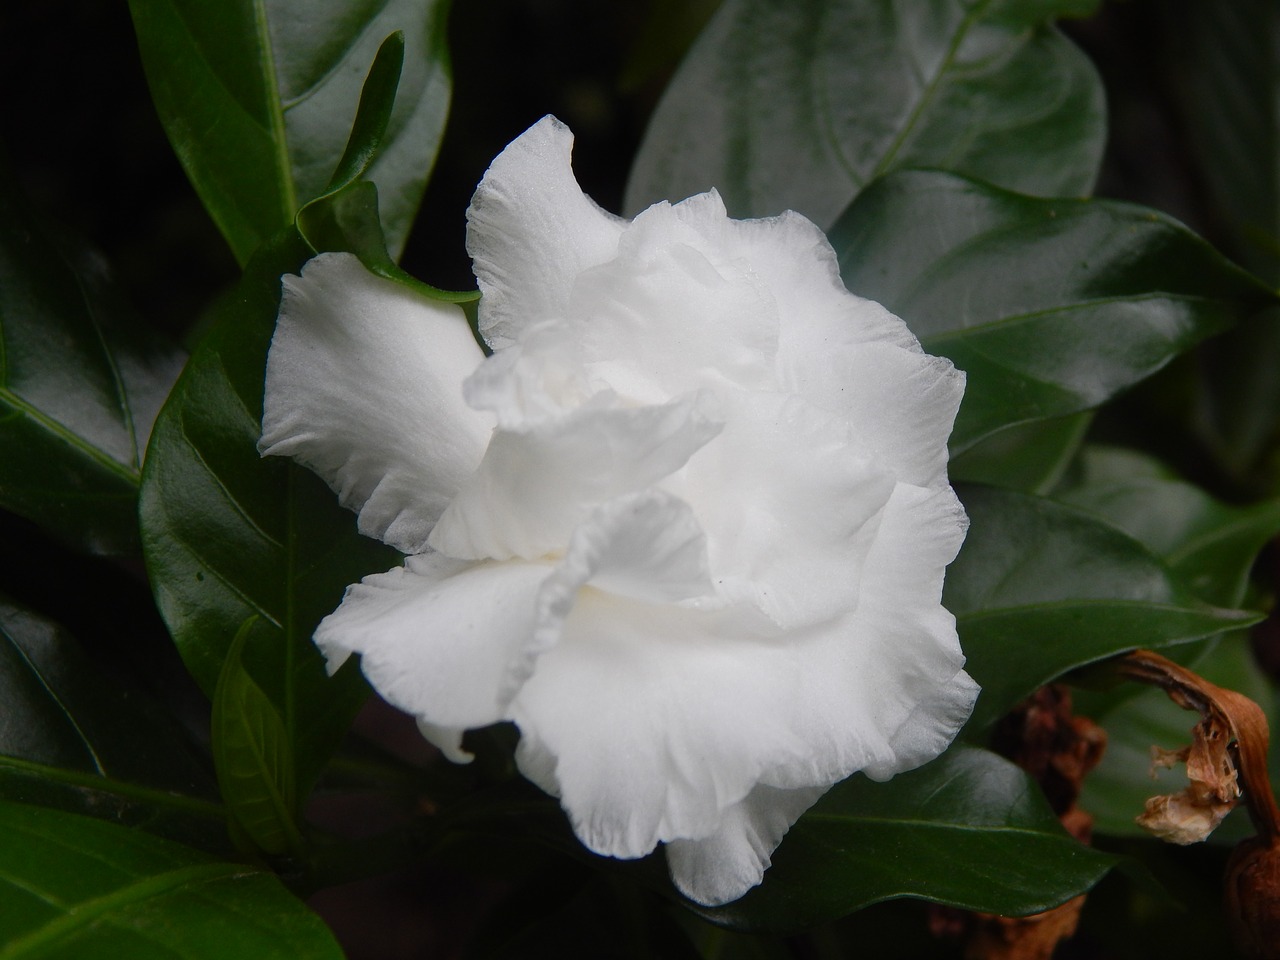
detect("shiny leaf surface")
(833, 171), (1274, 453)
(0, 177), (183, 555)
(0, 596), (224, 850)
(0, 801), (342, 960)
(949, 485), (1260, 731)
(127, 0), (452, 263)
(625, 0), (1104, 226)
(697, 746), (1116, 931)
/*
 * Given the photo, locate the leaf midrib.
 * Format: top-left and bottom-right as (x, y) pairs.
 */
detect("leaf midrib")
(801, 813), (1069, 840)
(921, 292), (1219, 348)
(953, 597), (1244, 625)
(868, 0), (992, 182)
(250, 0), (298, 220)
(0, 861), (244, 959)
(0, 754), (224, 820)
(0, 389), (137, 485)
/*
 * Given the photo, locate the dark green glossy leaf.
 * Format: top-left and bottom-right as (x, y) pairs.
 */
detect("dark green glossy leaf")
(294, 37), (477, 304)
(0, 800), (343, 959)
(1055, 446), (1280, 607)
(323, 31), (405, 196)
(625, 0), (1104, 226)
(0, 595), (225, 850)
(212, 619), (301, 858)
(949, 412), (1091, 493)
(128, 0), (452, 264)
(833, 171), (1274, 453)
(695, 746), (1116, 932)
(949, 486), (1259, 731)
(139, 221), (400, 792)
(0, 174), (184, 555)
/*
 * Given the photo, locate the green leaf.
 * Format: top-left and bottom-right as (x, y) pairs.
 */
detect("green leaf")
(949, 412), (1091, 494)
(948, 485), (1260, 731)
(0, 171), (184, 555)
(0, 595), (225, 850)
(212, 619), (302, 859)
(624, 0), (1104, 226)
(695, 746), (1117, 932)
(293, 38), (477, 303)
(139, 222), (400, 793)
(0, 800), (343, 960)
(832, 170), (1274, 453)
(1055, 446), (1280, 607)
(127, 0), (453, 264)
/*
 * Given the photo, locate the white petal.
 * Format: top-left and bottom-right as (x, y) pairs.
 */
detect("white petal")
(681, 204), (964, 482)
(429, 392), (722, 561)
(674, 389), (896, 629)
(259, 253), (494, 553)
(545, 490), (713, 608)
(665, 784), (824, 906)
(507, 486), (975, 864)
(704, 207), (920, 358)
(314, 553), (549, 730)
(467, 116), (626, 350)
(415, 718), (473, 764)
(782, 340), (965, 488)
(567, 195), (779, 403)
(513, 490), (716, 706)
(509, 593), (809, 862)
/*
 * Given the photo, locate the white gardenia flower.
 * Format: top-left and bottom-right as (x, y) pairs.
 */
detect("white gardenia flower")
(259, 115), (978, 906)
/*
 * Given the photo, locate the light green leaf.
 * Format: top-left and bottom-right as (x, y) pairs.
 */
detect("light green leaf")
(949, 485), (1260, 731)
(0, 171), (184, 555)
(625, 0), (1104, 226)
(0, 801), (343, 960)
(127, 0), (452, 264)
(832, 170), (1274, 453)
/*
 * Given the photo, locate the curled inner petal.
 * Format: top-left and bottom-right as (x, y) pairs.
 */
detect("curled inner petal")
(429, 390), (723, 562)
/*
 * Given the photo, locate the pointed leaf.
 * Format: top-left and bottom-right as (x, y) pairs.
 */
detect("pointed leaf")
(139, 222), (400, 793)
(949, 412), (1091, 493)
(127, 0), (452, 264)
(949, 485), (1261, 731)
(1055, 447), (1280, 607)
(625, 0), (1104, 226)
(832, 171), (1275, 453)
(212, 619), (301, 858)
(0, 596), (225, 850)
(0, 172), (184, 555)
(695, 746), (1117, 932)
(0, 801), (343, 960)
